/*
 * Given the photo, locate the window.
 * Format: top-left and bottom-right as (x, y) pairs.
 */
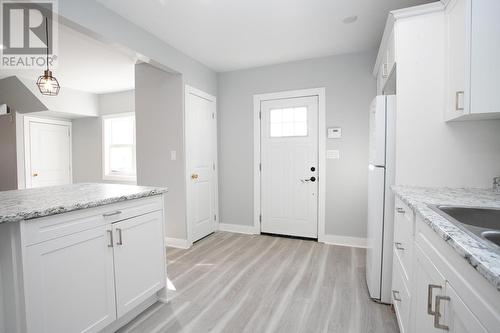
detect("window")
(269, 107), (308, 137)
(102, 113), (136, 181)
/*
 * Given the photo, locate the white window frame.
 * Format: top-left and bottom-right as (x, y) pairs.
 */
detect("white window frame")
(102, 112), (136, 182)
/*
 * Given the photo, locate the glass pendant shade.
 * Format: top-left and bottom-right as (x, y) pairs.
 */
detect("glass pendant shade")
(36, 70), (60, 96)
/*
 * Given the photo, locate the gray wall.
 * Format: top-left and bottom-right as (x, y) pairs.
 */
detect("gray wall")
(135, 63), (186, 240)
(217, 51), (377, 239)
(0, 114), (18, 191)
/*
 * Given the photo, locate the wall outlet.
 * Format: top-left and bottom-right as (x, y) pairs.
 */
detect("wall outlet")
(326, 150), (340, 159)
(170, 150), (177, 161)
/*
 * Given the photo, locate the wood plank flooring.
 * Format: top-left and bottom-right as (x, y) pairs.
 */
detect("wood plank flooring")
(118, 232), (399, 333)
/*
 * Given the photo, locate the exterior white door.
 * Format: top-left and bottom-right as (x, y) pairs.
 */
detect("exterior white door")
(185, 87), (217, 242)
(260, 96), (319, 238)
(25, 117), (71, 188)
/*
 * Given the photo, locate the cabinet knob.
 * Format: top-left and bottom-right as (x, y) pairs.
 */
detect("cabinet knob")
(32, 172), (38, 177)
(191, 173), (199, 180)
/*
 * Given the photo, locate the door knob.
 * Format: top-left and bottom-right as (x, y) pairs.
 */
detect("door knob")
(191, 173), (199, 180)
(32, 172), (38, 177)
(310, 176), (316, 182)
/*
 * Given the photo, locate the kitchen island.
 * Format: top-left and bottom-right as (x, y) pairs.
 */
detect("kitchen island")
(0, 183), (168, 333)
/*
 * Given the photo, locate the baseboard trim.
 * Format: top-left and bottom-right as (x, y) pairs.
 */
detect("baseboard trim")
(165, 237), (191, 249)
(218, 223), (258, 235)
(321, 234), (367, 248)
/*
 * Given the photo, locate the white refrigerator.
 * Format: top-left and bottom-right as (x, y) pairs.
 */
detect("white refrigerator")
(366, 95), (396, 304)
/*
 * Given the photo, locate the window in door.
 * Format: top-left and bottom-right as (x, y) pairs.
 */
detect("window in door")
(102, 113), (136, 181)
(269, 106), (308, 137)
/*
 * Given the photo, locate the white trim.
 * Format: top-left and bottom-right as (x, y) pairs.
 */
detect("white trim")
(253, 88), (326, 242)
(101, 112), (137, 182)
(23, 116), (73, 188)
(165, 237), (191, 249)
(322, 234), (367, 248)
(218, 223), (259, 235)
(184, 85), (219, 245)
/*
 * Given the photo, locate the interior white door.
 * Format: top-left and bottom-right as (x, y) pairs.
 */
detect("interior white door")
(186, 88), (217, 242)
(260, 96), (319, 238)
(26, 118), (71, 188)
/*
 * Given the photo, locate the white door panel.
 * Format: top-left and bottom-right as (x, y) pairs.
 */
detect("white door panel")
(261, 96), (318, 238)
(26, 119), (71, 188)
(186, 89), (217, 242)
(113, 211), (166, 318)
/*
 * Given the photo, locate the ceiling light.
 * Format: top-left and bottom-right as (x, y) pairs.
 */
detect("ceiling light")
(36, 17), (60, 96)
(342, 16), (358, 24)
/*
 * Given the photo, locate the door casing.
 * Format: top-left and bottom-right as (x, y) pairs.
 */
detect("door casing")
(253, 88), (326, 242)
(185, 85), (219, 245)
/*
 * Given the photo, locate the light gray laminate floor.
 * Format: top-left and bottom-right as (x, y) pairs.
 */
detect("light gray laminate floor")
(118, 232), (399, 333)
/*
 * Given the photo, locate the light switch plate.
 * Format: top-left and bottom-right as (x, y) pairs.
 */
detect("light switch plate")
(170, 150), (177, 161)
(326, 150), (340, 159)
(327, 127), (342, 139)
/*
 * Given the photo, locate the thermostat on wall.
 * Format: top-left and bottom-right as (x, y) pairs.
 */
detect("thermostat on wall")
(327, 127), (342, 139)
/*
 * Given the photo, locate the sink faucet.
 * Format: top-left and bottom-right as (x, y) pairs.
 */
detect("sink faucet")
(494, 177), (500, 192)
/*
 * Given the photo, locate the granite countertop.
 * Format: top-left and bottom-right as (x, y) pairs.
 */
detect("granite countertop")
(392, 185), (500, 291)
(0, 183), (167, 224)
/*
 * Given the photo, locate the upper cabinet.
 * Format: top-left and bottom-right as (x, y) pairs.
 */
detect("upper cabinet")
(445, 0), (500, 120)
(376, 27), (396, 95)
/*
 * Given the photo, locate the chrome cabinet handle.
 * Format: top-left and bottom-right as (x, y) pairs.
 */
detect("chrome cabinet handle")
(103, 210), (122, 217)
(392, 290), (401, 302)
(434, 295), (450, 330)
(396, 207), (405, 214)
(116, 228), (123, 245)
(455, 91), (464, 111)
(427, 284), (442, 315)
(107, 230), (113, 248)
(394, 242), (405, 251)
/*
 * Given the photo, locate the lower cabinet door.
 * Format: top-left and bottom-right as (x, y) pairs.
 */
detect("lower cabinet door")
(23, 226), (116, 333)
(413, 243), (447, 333)
(444, 282), (487, 333)
(113, 210), (166, 317)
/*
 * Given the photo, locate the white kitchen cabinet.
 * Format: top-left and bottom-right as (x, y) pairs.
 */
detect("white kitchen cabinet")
(445, 0), (500, 120)
(23, 225), (117, 333)
(375, 27), (396, 95)
(413, 243), (447, 333)
(113, 211), (166, 317)
(444, 282), (488, 333)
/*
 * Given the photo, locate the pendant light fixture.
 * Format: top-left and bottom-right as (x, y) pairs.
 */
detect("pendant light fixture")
(36, 17), (60, 96)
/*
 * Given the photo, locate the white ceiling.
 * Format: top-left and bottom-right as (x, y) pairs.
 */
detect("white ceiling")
(0, 24), (136, 94)
(96, 0), (434, 72)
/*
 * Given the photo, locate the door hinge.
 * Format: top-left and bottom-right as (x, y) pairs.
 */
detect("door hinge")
(259, 110), (262, 119)
(259, 163), (262, 172)
(213, 162), (216, 171)
(259, 214), (262, 223)
(212, 112), (215, 119)
(214, 214), (217, 221)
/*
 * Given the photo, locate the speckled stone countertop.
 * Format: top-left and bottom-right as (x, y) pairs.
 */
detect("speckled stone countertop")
(392, 185), (500, 291)
(0, 183), (167, 224)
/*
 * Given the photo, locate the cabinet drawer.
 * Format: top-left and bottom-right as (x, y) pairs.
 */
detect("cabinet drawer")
(21, 196), (163, 246)
(392, 255), (411, 333)
(393, 198), (414, 282)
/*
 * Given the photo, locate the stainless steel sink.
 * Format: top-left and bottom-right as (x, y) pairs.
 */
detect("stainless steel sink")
(430, 205), (500, 250)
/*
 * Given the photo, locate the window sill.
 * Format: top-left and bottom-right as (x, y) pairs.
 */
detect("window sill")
(103, 174), (137, 182)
